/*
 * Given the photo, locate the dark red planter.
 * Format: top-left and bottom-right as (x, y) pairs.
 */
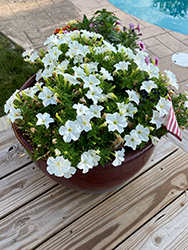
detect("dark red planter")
(12, 75), (155, 193)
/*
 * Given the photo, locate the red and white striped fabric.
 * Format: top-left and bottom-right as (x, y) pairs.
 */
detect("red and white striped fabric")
(167, 97), (182, 141)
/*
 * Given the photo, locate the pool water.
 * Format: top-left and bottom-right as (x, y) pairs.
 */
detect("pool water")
(108, 0), (188, 35)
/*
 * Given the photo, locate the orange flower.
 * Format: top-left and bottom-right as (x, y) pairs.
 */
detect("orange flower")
(54, 28), (61, 34)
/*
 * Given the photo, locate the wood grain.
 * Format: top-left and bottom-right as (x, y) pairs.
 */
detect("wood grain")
(0, 126), (18, 151)
(0, 162), (57, 218)
(0, 142), (31, 178)
(35, 149), (188, 250)
(0, 139), (176, 250)
(116, 193), (188, 250)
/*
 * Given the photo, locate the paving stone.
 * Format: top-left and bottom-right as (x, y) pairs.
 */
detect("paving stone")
(156, 33), (187, 52)
(44, 1), (80, 22)
(71, 0), (101, 11)
(24, 12), (54, 30)
(183, 39), (188, 46)
(141, 25), (166, 40)
(0, 4), (14, 16)
(169, 31), (188, 41)
(148, 43), (173, 59)
(178, 80), (188, 94)
(143, 37), (161, 48)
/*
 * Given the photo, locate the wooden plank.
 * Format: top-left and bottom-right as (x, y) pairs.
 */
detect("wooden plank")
(0, 138), (178, 249)
(0, 162), (57, 219)
(0, 138), (174, 250)
(136, 137), (177, 173)
(116, 193), (188, 250)
(166, 131), (188, 154)
(0, 126), (18, 151)
(0, 142), (31, 178)
(0, 137), (176, 219)
(0, 185), (112, 250)
(35, 149), (188, 250)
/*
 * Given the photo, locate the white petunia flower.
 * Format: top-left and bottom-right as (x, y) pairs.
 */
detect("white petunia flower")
(29, 51), (39, 63)
(47, 156), (76, 178)
(112, 148), (125, 167)
(59, 120), (81, 142)
(73, 103), (89, 116)
(84, 149), (101, 166)
(77, 153), (94, 174)
(99, 67), (113, 81)
(72, 66), (86, 78)
(4, 89), (19, 114)
(7, 108), (23, 122)
(164, 70), (179, 90)
(117, 102), (137, 118)
(38, 87), (57, 107)
(106, 112), (128, 134)
(41, 68), (53, 78)
(62, 73), (80, 85)
(144, 63), (159, 79)
(36, 69), (43, 81)
(150, 110), (164, 129)
(135, 124), (150, 142)
(85, 85), (103, 104)
(76, 114), (92, 132)
(124, 130), (142, 150)
(88, 104), (103, 118)
(140, 80), (157, 93)
(42, 53), (55, 67)
(114, 61), (131, 71)
(156, 97), (171, 116)
(80, 62), (98, 75)
(49, 47), (62, 59)
(132, 51), (147, 69)
(22, 49), (34, 58)
(83, 75), (100, 89)
(126, 90), (140, 105)
(36, 112), (54, 129)
(56, 60), (69, 73)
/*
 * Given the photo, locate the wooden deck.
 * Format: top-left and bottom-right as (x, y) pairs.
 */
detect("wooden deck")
(1, 126), (188, 250)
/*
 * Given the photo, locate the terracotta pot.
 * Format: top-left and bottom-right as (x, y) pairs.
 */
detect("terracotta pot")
(12, 75), (155, 193)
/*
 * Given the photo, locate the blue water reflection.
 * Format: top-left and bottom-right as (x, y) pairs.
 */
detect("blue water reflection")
(108, 0), (188, 35)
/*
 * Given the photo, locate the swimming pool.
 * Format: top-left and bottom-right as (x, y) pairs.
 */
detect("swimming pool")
(108, 0), (188, 35)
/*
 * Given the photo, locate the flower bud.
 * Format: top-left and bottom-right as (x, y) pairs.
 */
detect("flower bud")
(52, 138), (57, 144)
(55, 148), (61, 156)
(30, 127), (36, 133)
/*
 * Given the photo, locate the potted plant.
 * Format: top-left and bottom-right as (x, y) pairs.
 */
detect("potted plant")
(4, 10), (188, 193)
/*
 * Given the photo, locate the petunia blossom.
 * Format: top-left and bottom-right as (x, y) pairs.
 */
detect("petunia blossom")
(77, 153), (94, 174)
(36, 112), (54, 129)
(150, 110), (164, 129)
(106, 112), (128, 133)
(112, 148), (125, 167)
(59, 120), (81, 142)
(135, 124), (150, 142)
(156, 97), (171, 116)
(47, 156), (76, 178)
(124, 130), (142, 150)
(7, 108), (23, 123)
(140, 80), (157, 93)
(38, 87), (57, 107)
(126, 90), (140, 105)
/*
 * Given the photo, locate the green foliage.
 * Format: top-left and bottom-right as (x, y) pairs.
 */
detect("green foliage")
(0, 33), (41, 117)
(60, 9), (141, 51)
